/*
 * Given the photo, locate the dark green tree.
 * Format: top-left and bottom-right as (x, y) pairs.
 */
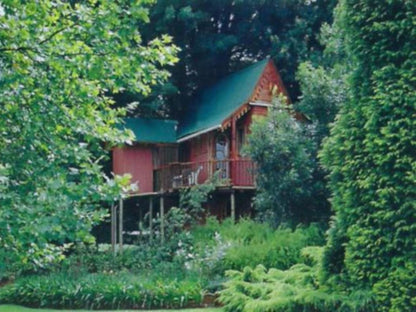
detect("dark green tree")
(295, 19), (349, 143)
(289, 20), (351, 229)
(321, 0), (416, 310)
(138, 0), (337, 118)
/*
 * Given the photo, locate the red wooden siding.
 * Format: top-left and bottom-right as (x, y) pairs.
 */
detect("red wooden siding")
(113, 146), (154, 193)
(188, 132), (214, 183)
(251, 61), (290, 103)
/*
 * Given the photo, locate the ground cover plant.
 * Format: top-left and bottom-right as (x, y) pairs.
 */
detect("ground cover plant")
(0, 271), (203, 310)
(219, 247), (376, 312)
(0, 305), (221, 312)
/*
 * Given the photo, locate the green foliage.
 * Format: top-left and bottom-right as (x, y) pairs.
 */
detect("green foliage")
(295, 60), (347, 142)
(168, 172), (222, 230)
(0, 306), (220, 312)
(138, 0), (337, 117)
(222, 224), (324, 272)
(245, 97), (324, 225)
(295, 17), (350, 142)
(0, 0), (178, 273)
(219, 247), (376, 312)
(192, 218), (325, 275)
(1, 219), (325, 309)
(0, 271), (203, 310)
(148, 173), (222, 264)
(320, 0), (416, 310)
(61, 244), (152, 273)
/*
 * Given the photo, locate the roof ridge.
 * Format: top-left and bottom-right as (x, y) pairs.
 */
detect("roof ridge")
(199, 58), (269, 92)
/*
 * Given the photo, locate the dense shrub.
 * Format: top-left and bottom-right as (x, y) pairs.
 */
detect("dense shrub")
(0, 271), (203, 310)
(192, 218), (325, 273)
(219, 247), (376, 312)
(245, 98), (321, 226)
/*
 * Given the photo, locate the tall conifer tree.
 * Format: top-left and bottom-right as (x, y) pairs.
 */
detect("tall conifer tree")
(321, 1), (416, 310)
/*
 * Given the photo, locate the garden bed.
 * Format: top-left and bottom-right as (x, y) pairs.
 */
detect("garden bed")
(0, 305), (222, 312)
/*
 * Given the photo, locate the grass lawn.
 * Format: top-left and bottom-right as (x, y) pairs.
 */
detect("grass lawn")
(0, 305), (222, 312)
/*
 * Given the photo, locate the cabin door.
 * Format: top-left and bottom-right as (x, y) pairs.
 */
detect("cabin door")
(215, 134), (229, 179)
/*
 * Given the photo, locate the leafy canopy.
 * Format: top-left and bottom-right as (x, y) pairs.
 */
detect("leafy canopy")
(0, 0), (178, 272)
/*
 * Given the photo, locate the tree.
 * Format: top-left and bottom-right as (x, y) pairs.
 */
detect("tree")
(285, 20), (351, 229)
(245, 97), (321, 226)
(137, 0), (337, 118)
(0, 0), (178, 273)
(295, 22), (349, 143)
(321, 0), (416, 310)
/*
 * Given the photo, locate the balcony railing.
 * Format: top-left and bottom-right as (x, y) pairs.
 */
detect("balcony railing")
(154, 159), (256, 192)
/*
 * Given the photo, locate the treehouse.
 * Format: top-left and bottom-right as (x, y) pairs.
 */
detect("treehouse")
(110, 58), (290, 247)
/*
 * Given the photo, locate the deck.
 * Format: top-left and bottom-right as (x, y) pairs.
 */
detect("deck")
(154, 159), (256, 192)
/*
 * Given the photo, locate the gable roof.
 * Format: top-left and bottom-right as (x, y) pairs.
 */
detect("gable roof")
(123, 59), (281, 144)
(121, 118), (177, 143)
(176, 58), (270, 140)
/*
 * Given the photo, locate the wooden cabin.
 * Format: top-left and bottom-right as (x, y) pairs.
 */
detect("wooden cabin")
(112, 59), (289, 226)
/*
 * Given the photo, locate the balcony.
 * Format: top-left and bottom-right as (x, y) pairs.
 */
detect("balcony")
(154, 159), (256, 192)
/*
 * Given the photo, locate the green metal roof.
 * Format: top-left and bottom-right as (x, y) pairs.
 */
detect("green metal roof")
(122, 118), (177, 143)
(177, 58), (269, 139)
(121, 59), (269, 144)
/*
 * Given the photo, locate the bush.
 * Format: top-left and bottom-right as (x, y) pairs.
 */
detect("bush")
(219, 247), (376, 312)
(0, 271), (203, 310)
(245, 97), (325, 226)
(223, 224), (324, 271)
(192, 218), (325, 273)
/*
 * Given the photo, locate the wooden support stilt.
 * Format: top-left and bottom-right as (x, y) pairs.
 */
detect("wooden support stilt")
(149, 197), (153, 242)
(160, 196), (165, 244)
(231, 191), (236, 222)
(111, 204), (117, 255)
(118, 198), (123, 254)
(139, 201), (143, 235)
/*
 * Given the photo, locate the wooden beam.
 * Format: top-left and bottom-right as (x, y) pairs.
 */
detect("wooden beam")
(231, 191), (236, 222)
(160, 196), (165, 244)
(118, 198), (123, 254)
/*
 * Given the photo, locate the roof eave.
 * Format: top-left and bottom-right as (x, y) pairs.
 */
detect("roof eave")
(177, 124), (222, 143)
